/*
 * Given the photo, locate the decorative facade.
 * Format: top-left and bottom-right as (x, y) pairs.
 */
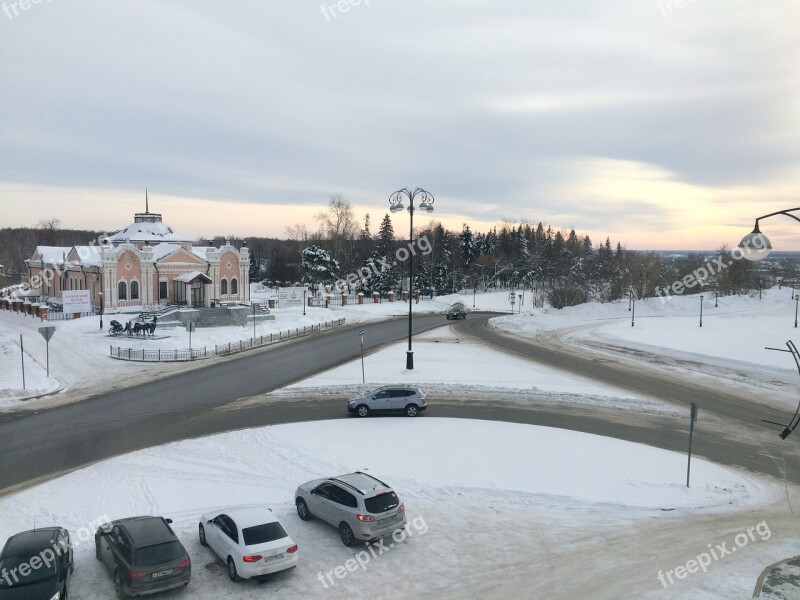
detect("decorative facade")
(25, 202), (249, 310)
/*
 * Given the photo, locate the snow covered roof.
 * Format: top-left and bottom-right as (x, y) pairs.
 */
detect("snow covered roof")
(107, 220), (195, 244)
(72, 246), (102, 267)
(151, 243), (184, 261)
(191, 246), (214, 259)
(34, 246), (72, 264)
(174, 271), (212, 283)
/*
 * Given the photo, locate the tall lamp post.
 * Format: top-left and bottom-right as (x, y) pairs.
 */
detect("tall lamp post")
(99, 292), (103, 331)
(389, 187), (434, 370)
(699, 294), (704, 327)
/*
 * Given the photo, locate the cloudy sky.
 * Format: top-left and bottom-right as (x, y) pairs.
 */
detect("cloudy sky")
(1, 0), (798, 249)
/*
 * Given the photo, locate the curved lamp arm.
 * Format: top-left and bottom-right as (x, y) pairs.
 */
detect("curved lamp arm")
(739, 207), (800, 261)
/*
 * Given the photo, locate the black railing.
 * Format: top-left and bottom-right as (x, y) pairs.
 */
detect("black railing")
(109, 318), (346, 362)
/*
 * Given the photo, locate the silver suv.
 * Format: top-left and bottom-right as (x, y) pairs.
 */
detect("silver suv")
(347, 385), (427, 417)
(294, 472), (407, 546)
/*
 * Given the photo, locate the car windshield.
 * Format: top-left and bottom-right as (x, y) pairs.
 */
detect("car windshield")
(134, 541), (184, 566)
(242, 522), (289, 546)
(364, 491), (400, 514)
(0, 553), (57, 587)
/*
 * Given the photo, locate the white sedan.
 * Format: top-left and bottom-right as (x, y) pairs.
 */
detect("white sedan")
(199, 505), (298, 582)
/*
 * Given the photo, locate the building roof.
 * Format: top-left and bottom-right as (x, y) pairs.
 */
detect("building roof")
(34, 246), (73, 264)
(107, 220), (195, 244)
(72, 245), (102, 267)
(151, 242), (184, 261)
(175, 271), (212, 283)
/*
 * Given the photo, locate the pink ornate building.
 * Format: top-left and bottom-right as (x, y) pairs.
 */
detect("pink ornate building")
(25, 203), (249, 310)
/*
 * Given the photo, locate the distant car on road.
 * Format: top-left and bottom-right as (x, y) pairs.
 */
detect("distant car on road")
(445, 302), (467, 320)
(0, 527), (73, 600)
(199, 505), (298, 582)
(347, 385), (427, 417)
(295, 472), (407, 546)
(95, 516), (190, 599)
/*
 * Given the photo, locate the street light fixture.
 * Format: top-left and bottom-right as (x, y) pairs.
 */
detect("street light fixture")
(389, 187), (434, 370)
(630, 289), (636, 327)
(738, 207), (800, 261)
(795, 294), (799, 328)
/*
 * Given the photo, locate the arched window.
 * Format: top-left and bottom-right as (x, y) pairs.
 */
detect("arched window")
(131, 281), (139, 300)
(221, 278), (228, 295)
(231, 278), (238, 295)
(118, 281), (127, 300)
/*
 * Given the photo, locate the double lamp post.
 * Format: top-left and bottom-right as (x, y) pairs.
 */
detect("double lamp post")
(389, 187), (434, 370)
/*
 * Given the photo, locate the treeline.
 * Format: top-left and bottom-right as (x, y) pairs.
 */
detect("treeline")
(4, 203), (795, 308)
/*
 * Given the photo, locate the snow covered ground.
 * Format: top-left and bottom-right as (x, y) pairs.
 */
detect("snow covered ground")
(2, 287), (799, 598)
(0, 418), (792, 599)
(487, 287), (800, 412)
(278, 326), (674, 416)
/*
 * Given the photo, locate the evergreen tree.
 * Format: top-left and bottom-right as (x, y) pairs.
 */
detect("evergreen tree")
(301, 245), (340, 288)
(360, 214), (400, 294)
(459, 224), (476, 268)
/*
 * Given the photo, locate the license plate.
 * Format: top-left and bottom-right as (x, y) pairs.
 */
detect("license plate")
(377, 516), (394, 526)
(265, 553), (283, 562)
(152, 569), (173, 578)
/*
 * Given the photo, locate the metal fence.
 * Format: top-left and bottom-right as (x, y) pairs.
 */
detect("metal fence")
(109, 318), (346, 362)
(110, 346), (208, 361)
(215, 318), (346, 356)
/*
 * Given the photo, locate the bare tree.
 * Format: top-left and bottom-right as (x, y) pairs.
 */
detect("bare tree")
(315, 194), (357, 241)
(284, 223), (309, 242)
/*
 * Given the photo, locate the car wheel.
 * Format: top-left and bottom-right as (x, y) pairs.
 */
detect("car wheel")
(296, 498), (312, 521)
(339, 522), (355, 547)
(114, 571), (127, 599)
(199, 523), (207, 546)
(405, 404), (419, 417)
(356, 404), (370, 418)
(227, 557), (239, 582)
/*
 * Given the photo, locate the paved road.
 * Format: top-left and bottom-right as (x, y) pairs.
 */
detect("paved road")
(1, 312), (798, 496)
(0, 313), (492, 493)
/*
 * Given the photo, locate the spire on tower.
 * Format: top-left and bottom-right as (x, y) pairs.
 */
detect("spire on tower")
(146, 189), (149, 213)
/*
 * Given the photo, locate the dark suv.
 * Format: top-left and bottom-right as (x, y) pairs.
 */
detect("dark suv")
(0, 527), (73, 600)
(95, 516), (191, 599)
(445, 302), (467, 320)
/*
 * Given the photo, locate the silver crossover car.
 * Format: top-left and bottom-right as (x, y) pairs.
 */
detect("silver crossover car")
(295, 472), (407, 546)
(347, 385), (427, 417)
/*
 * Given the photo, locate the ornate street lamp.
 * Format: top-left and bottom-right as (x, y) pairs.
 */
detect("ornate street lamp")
(739, 207), (800, 261)
(389, 187), (434, 370)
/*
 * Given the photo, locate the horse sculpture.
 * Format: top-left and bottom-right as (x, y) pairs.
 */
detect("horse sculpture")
(127, 316), (158, 337)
